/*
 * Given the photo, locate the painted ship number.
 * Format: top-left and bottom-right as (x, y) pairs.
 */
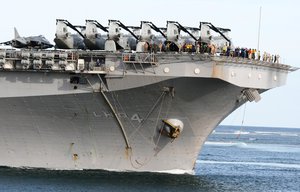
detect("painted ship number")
(94, 111), (142, 123)
(131, 114), (142, 123)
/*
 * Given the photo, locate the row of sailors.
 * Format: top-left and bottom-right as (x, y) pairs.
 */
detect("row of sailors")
(222, 46), (280, 63)
(142, 41), (280, 63)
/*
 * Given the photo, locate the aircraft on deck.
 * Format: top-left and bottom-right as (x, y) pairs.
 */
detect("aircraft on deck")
(0, 27), (53, 49)
(83, 20), (107, 50)
(54, 19), (86, 49)
(105, 20), (139, 51)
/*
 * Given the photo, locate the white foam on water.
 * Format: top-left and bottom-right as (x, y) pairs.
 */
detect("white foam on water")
(279, 133), (299, 137)
(211, 132), (236, 135)
(213, 128), (300, 137)
(241, 143), (300, 153)
(204, 141), (248, 147)
(197, 160), (300, 169)
(254, 131), (277, 135)
(254, 131), (299, 137)
(233, 131), (250, 135)
(205, 142), (300, 153)
(157, 169), (194, 175)
(212, 131), (251, 135)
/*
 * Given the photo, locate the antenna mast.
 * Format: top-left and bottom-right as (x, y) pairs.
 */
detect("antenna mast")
(257, 6), (262, 51)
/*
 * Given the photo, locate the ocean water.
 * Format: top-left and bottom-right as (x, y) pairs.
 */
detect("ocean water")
(0, 125), (299, 192)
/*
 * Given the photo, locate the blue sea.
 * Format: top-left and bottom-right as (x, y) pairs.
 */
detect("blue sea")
(0, 125), (299, 192)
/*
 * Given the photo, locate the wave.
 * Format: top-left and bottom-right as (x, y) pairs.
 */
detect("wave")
(234, 131), (250, 135)
(254, 131), (299, 137)
(204, 141), (247, 147)
(212, 132), (233, 135)
(157, 169), (194, 175)
(279, 133), (299, 137)
(212, 131), (250, 135)
(197, 160), (300, 169)
(244, 143), (300, 153)
(213, 131), (299, 137)
(204, 142), (300, 153)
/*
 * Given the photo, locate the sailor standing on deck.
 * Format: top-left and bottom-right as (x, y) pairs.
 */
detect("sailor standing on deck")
(222, 44), (227, 56)
(276, 54), (280, 63)
(159, 42), (163, 52)
(196, 42), (200, 53)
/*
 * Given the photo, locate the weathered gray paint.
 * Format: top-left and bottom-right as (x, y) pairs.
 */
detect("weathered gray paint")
(0, 50), (295, 174)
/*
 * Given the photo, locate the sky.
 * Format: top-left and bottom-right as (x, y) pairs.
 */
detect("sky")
(0, 0), (299, 128)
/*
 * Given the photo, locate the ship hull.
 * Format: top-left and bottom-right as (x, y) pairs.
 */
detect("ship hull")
(0, 76), (245, 174)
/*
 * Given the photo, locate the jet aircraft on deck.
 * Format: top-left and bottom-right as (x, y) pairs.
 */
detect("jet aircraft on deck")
(0, 27), (53, 49)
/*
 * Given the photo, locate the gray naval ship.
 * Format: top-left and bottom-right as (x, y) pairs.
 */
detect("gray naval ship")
(0, 20), (297, 174)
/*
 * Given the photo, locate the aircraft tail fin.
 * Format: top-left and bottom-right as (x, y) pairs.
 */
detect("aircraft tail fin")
(13, 27), (27, 45)
(14, 27), (21, 39)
